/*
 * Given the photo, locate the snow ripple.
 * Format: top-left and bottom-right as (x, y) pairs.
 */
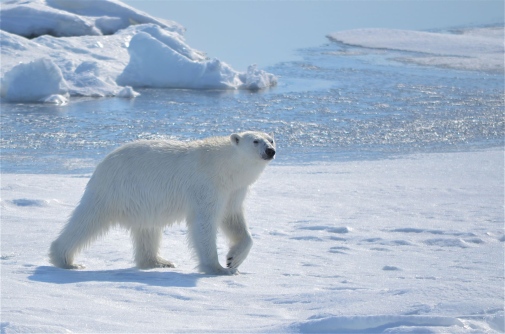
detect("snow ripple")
(291, 314), (465, 333)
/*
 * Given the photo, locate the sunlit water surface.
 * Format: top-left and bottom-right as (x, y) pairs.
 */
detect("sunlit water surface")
(1, 42), (503, 174)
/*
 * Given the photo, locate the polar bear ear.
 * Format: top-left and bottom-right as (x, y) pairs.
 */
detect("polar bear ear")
(230, 133), (241, 145)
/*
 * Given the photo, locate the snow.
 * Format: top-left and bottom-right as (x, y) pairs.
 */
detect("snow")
(0, 0), (277, 103)
(327, 27), (504, 73)
(2, 149), (503, 333)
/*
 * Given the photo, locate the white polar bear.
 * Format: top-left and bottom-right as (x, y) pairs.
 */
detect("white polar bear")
(49, 131), (275, 275)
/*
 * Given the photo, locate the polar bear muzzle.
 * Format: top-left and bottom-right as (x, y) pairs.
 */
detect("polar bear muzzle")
(263, 147), (276, 160)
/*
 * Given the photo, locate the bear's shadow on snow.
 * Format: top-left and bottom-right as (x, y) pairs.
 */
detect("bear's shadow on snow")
(28, 266), (199, 288)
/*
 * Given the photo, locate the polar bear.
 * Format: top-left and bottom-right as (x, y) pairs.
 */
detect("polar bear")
(49, 131), (275, 275)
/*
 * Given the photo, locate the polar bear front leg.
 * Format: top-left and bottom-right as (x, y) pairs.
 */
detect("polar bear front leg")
(131, 227), (175, 269)
(187, 207), (237, 275)
(221, 212), (253, 269)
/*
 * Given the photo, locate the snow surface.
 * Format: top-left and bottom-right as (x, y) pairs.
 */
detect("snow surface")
(2, 150), (503, 333)
(327, 27), (504, 73)
(0, 0), (184, 38)
(0, 0), (277, 103)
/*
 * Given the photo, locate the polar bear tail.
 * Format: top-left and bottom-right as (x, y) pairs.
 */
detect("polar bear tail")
(49, 192), (110, 269)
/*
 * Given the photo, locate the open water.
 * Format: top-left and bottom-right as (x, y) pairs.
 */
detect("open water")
(1, 41), (503, 173)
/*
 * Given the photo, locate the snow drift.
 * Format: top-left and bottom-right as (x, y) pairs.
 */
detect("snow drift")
(0, 0), (277, 103)
(327, 27), (504, 73)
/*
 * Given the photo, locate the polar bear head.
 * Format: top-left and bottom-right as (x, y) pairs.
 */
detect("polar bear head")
(230, 131), (276, 161)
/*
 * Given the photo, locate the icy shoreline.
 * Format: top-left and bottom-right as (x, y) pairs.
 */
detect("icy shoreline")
(2, 149), (503, 333)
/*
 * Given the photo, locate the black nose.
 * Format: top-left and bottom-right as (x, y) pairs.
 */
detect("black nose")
(265, 148), (276, 159)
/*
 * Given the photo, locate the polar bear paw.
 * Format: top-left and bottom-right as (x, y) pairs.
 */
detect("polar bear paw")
(62, 263), (85, 270)
(153, 259), (176, 268)
(226, 255), (246, 269)
(200, 264), (239, 276)
(226, 238), (252, 269)
(137, 257), (175, 270)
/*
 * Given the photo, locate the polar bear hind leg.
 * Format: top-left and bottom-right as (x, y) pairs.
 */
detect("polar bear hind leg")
(49, 196), (111, 269)
(131, 227), (175, 269)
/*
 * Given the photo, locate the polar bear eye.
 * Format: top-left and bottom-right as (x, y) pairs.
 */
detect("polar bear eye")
(253, 140), (259, 145)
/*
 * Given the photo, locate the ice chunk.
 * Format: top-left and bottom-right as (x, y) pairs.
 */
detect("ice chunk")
(242, 64), (278, 90)
(116, 32), (207, 88)
(117, 86), (140, 98)
(43, 94), (68, 105)
(117, 32), (277, 90)
(1, 58), (68, 102)
(135, 24), (206, 61)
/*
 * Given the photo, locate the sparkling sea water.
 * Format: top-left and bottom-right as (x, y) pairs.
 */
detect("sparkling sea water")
(1, 41), (503, 174)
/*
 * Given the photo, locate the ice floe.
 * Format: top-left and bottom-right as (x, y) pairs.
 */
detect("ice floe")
(0, 0), (277, 103)
(328, 26), (504, 73)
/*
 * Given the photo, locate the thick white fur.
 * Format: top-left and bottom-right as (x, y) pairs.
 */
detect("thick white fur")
(49, 131), (275, 275)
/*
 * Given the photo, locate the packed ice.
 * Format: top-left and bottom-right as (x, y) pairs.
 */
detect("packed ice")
(0, 0), (277, 103)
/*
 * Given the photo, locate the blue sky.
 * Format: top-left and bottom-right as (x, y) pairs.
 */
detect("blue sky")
(120, 1), (503, 69)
